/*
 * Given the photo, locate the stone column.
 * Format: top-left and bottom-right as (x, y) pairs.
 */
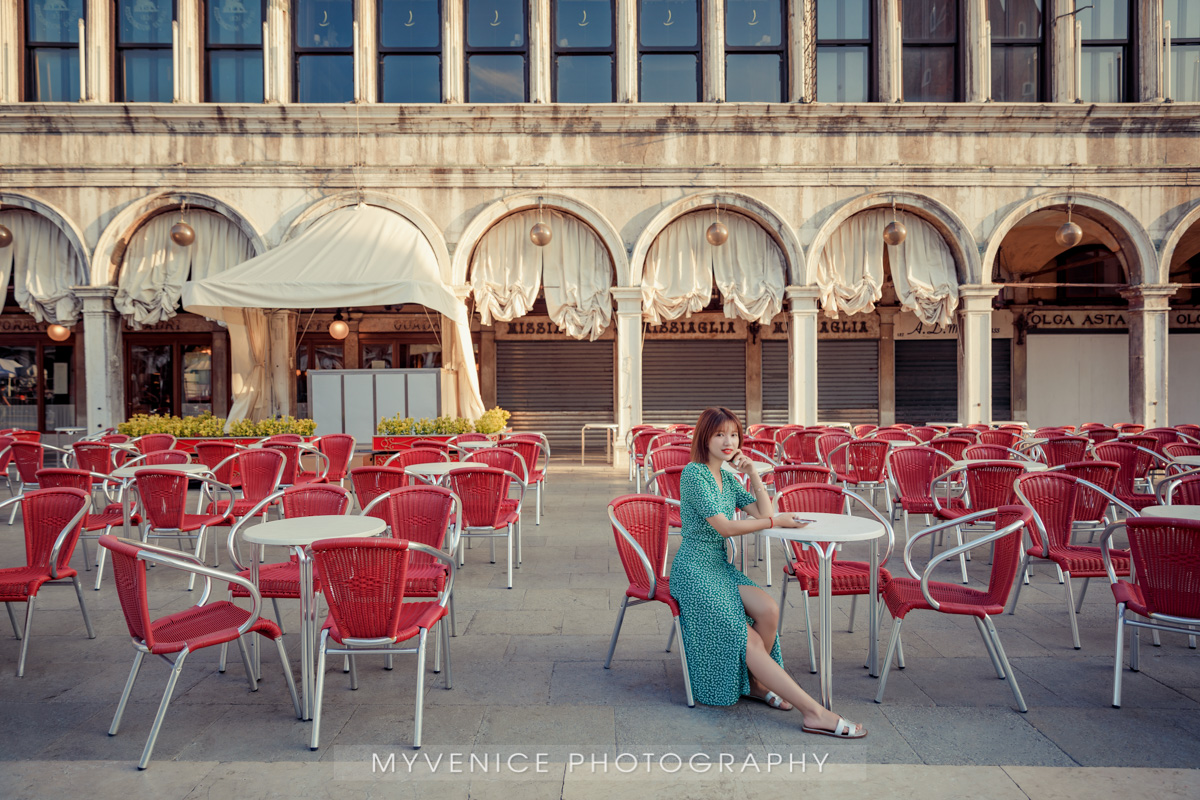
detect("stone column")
(177, 0), (202, 102)
(479, 328), (497, 407)
(964, 0), (989, 101)
(267, 0), (291, 103)
(0, 1), (19, 102)
(878, 307), (897, 426)
(745, 327), (762, 425)
(616, 0), (638, 101)
(878, 0), (903, 102)
(1049, 0), (1076, 102)
(88, 0), (113, 101)
(786, 286), (819, 425)
(267, 310), (297, 417)
(612, 287), (644, 470)
(704, 0), (725, 101)
(787, 0), (814, 102)
(530, 0), (552, 102)
(443, 0), (465, 102)
(1138, 1), (1164, 102)
(74, 286), (123, 433)
(357, 0), (379, 102)
(958, 285), (998, 424)
(211, 327), (230, 417)
(1123, 285), (1175, 428)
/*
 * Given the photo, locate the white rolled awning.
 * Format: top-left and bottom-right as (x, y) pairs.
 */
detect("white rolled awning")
(0, 210), (87, 325)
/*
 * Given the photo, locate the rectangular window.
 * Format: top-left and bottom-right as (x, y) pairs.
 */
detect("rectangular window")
(206, 0), (265, 102)
(989, 0), (1043, 101)
(1079, 0), (1131, 102)
(295, 0), (354, 102)
(1166, 0), (1200, 102)
(116, 0), (175, 101)
(553, 0), (615, 102)
(815, 0), (871, 101)
(725, 0), (785, 101)
(125, 335), (218, 418)
(25, 0), (85, 101)
(902, 0), (959, 102)
(379, 0), (442, 102)
(466, 0), (528, 101)
(638, 0), (700, 102)
(296, 340), (345, 418)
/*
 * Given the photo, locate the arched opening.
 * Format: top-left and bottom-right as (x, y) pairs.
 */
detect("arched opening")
(1167, 217), (1200, 424)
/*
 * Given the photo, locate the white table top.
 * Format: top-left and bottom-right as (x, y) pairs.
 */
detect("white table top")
(949, 460), (1047, 472)
(1171, 455), (1200, 466)
(761, 512), (886, 544)
(581, 423), (619, 430)
(54, 427), (86, 434)
(243, 515), (386, 546)
(1019, 437), (1049, 446)
(112, 463), (209, 479)
(403, 462), (457, 477)
(1142, 505), (1200, 521)
(455, 440), (496, 450)
(887, 440), (917, 447)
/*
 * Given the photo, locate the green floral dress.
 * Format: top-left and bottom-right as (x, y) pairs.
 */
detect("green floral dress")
(669, 461), (785, 706)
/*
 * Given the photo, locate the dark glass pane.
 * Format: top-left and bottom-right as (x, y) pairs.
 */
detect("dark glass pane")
(725, 53), (781, 100)
(182, 344), (212, 415)
(207, 0), (262, 45)
(555, 0), (612, 49)
(297, 343), (309, 406)
(297, 54), (353, 101)
(209, 51), (264, 102)
(27, 0), (84, 42)
(31, 48), (80, 101)
(903, 46), (956, 100)
(987, 0), (1042, 40)
(1081, 46), (1125, 101)
(1079, 0), (1128, 41)
(991, 44), (1039, 101)
(296, 0), (353, 48)
(0, 346), (37, 431)
(1166, 0), (1200, 39)
(467, 54), (526, 101)
(817, 0), (868, 41)
(639, 53), (698, 101)
(1170, 44), (1200, 102)
(726, 0), (782, 47)
(380, 0), (440, 49)
(381, 54), (442, 101)
(118, 0), (173, 44)
(816, 46), (868, 101)
(639, 0), (698, 48)
(128, 344), (174, 417)
(363, 344), (393, 369)
(121, 49), (173, 101)
(555, 55), (613, 101)
(902, 0), (957, 42)
(43, 345), (75, 429)
(315, 344), (344, 369)
(467, 0), (525, 48)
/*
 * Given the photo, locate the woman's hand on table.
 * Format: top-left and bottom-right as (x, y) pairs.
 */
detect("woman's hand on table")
(771, 513), (812, 530)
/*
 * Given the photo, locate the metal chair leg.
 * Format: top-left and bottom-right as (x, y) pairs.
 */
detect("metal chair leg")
(776, 575), (789, 638)
(1075, 577), (1090, 612)
(1007, 554), (1032, 614)
(506, 524), (513, 589)
(413, 629), (428, 749)
(1112, 604), (1125, 708)
(803, 590), (817, 674)
(674, 616), (695, 708)
(983, 615), (1027, 712)
(665, 622), (676, 652)
(603, 596), (629, 669)
(72, 575), (95, 638)
(441, 617), (453, 689)
(16, 598), (36, 677)
(348, 654), (359, 689)
(235, 636), (259, 692)
(848, 595), (858, 633)
(109, 650), (146, 736)
(1063, 572), (1082, 649)
(310, 631), (329, 749)
(138, 649), (189, 769)
(271, 599), (285, 633)
(94, 546), (108, 591)
(974, 616), (1005, 678)
(6, 602), (20, 638)
(875, 618), (904, 703)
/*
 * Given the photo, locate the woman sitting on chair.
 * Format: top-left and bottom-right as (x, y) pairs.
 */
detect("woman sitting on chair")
(669, 406), (866, 739)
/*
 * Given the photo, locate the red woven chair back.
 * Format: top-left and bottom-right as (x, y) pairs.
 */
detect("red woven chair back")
(389, 448), (448, 471)
(666, 424), (694, 434)
(466, 447), (527, 480)
(888, 446), (950, 503)
(776, 484), (846, 567)
(775, 425), (805, 443)
(853, 424), (878, 438)
(370, 486), (455, 569)
(647, 446), (691, 472)
(741, 437), (776, 461)
(1041, 437), (1091, 468)
(99, 433), (130, 444)
(1140, 428), (1181, 455)
(73, 442), (116, 477)
(264, 443), (301, 484)
(756, 425), (783, 441)
(773, 465), (833, 490)
(1016, 472), (1083, 550)
(961, 461), (1025, 510)
(1094, 442), (1153, 492)
(134, 470), (192, 529)
(909, 426), (939, 443)
(1085, 427), (1119, 443)
(20, 487), (89, 574)
(1121, 435), (1159, 456)
(650, 465), (684, 500)
(136, 450), (191, 466)
(8, 430), (42, 442)
(281, 483), (352, 518)
(34, 468), (92, 493)
(650, 432), (691, 449)
(609, 494), (671, 591)
(12, 442), (46, 483)
(631, 429), (659, 460)
(1164, 442), (1200, 459)
(454, 433), (489, 444)
(847, 440), (889, 481)
(998, 425), (1026, 435)
(0, 436), (14, 471)
(412, 439), (452, 454)
(977, 430), (1019, 448)
(816, 432), (851, 466)
(236, 448), (285, 503)
(100, 534), (155, 645)
(946, 428), (979, 442)
(446, 466), (510, 528)
(316, 434), (356, 481)
(872, 428), (915, 442)
(1175, 424), (1200, 439)
(350, 466), (409, 509)
(1122, 518), (1200, 619)
(135, 434), (176, 454)
(966, 423), (990, 432)
(799, 431), (826, 463)
(982, 506), (1035, 606)
(778, 431), (811, 462)
(263, 434), (303, 445)
(499, 439), (542, 478)
(311, 538), (411, 640)
(929, 437), (971, 461)
(1059, 461), (1119, 520)
(1114, 423), (1145, 434)
(194, 441), (240, 485)
(964, 444), (1015, 461)
(1079, 422), (1106, 431)
(1170, 475), (1200, 505)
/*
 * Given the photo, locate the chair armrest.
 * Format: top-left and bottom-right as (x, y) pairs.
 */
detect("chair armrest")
(408, 542), (456, 609)
(48, 496), (91, 579)
(919, 513), (1029, 610)
(903, 508), (1004, 581)
(1097, 520), (1130, 585)
(138, 547), (263, 627)
(226, 488), (286, 572)
(843, 488), (895, 569)
(929, 466), (967, 514)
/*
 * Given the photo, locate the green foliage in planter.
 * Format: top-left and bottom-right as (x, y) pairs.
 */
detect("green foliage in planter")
(119, 412), (316, 438)
(377, 410), (504, 436)
(473, 406), (511, 435)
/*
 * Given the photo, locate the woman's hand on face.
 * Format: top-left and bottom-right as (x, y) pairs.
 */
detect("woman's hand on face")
(729, 449), (757, 475)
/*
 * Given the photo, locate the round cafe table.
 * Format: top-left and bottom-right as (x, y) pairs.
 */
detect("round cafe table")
(403, 462), (457, 485)
(455, 440), (495, 451)
(1171, 455), (1200, 468)
(1142, 504), (1200, 521)
(242, 514), (386, 720)
(764, 512), (887, 709)
(949, 460), (1047, 472)
(112, 463), (211, 539)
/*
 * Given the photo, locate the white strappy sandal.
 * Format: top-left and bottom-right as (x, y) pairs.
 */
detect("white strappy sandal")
(801, 717), (867, 739)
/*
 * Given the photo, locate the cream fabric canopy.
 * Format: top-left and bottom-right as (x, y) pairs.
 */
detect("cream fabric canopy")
(182, 203), (485, 421)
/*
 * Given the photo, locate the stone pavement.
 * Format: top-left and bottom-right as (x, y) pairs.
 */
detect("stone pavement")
(1, 462), (1197, 799)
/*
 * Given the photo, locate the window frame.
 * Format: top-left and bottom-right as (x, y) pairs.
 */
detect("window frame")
(551, 0), (617, 102)
(202, 0), (267, 103)
(377, 0), (443, 102)
(1079, 0), (1135, 103)
(123, 333), (219, 419)
(114, 0), (178, 102)
(723, 0), (788, 102)
(988, 0), (1046, 102)
(464, 0), (531, 102)
(900, 0), (962, 102)
(292, 0), (356, 103)
(22, 0), (86, 102)
(814, 0), (874, 102)
(637, 0), (703, 102)
(1166, 1), (1200, 102)
(0, 334), (76, 433)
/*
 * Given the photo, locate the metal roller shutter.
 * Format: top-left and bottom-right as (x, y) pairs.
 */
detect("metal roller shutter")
(895, 339), (958, 424)
(761, 340), (880, 425)
(992, 338), (1013, 420)
(497, 340), (613, 453)
(643, 340), (746, 425)
(761, 341), (789, 425)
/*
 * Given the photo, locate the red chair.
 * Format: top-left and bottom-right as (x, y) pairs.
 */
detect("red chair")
(1103, 517), (1200, 707)
(264, 442), (329, 489)
(872, 428), (918, 443)
(500, 435), (549, 524)
(886, 445), (959, 542)
(383, 446), (450, 479)
(909, 426), (939, 443)
(35, 468), (135, 587)
(1034, 426), (1072, 438)
(99, 534), (300, 769)
(350, 465), (409, 510)
(7, 441), (71, 524)
(853, 424), (878, 438)
(132, 433), (177, 454)
(604, 494), (694, 707)
(1079, 422), (1107, 431)
(1040, 436), (1091, 468)
(1158, 473), (1200, 506)
(4, 429), (42, 442)
(963, 444), (1024, 461)
(929, 437), (971, 462)
(446, 465), (525, 589)
(1175, 424), (1200, 441)
(262, 433), (303, 445)
(0, 436), (14, 495)
(943, 428), (979, 443)
(72, 441), (120, 479)
(205, 448), (285, 523)
(1059, 460), (1121, 545)
(932, 461), (1027, 584)
(894, 423), (916, 430)
(741, 436), (777, 462)
(464, 447), (528, 543)
(978, 430), (1019, 448)
(775, 484), (894, 674)
(1093, 442), (1162, 511)
(646, 445), (691, 473)
(453, 432), (489, 444)
(122, 450), (192, 469)
(780, 430), (823, 465)
(1163, 442), (1200, 462)
(1009, 471), (1137, 649)
(828, 439), (891, 512)
(1114, 423), (1145, 434)
(308, 537), (452, 750)
(1139, 427), (1181, 456)
(301, 434), (355, 487)
(645, 465), (684, 531)
(1085, 426), (1120, 444)
(0, 487), (93, 676)
(773, 464), (834, 491)
(875, 506), (1035, 711)
(193, 441), (243, 490)
(134, 469), (235, 591)
(628, 427), (659, 488)
(816, 431), (852, 478)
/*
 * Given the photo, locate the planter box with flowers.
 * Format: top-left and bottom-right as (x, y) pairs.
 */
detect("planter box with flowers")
(117, 412), (317, 453)
(372, 407), (511, 464)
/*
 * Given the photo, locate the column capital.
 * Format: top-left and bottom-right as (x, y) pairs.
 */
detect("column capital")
(73, 285), (118, 312)
(611, 287), (644, 310)
(878, 306), (900, 323)
(1121, 285), (1177, 311)
(786, 285), (820, 310)
(958, 284), (1000, 311)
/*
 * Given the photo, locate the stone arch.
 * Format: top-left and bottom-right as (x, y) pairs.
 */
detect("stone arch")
(1159, 197), (1200, 284)
(92, 191), (268, 285)
(807, 191), (980, 286)
(0, 191), (91, 281)
(629, 191), (803, 287)
(452, 192), (628, 289)
(286, 191), (453, 287)
(981, 190), (1159, 286)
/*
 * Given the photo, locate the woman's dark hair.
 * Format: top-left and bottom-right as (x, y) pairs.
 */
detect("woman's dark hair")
(690, 407), (744, 463)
